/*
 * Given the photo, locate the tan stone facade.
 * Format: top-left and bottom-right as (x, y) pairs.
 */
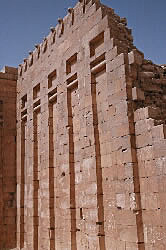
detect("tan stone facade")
(0, 67), (17, 249)
(1, 0), (166, 249)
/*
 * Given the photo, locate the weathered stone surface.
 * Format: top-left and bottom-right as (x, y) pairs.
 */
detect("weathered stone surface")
(1, 0), (166, 250)
(0, 67), (17, 249)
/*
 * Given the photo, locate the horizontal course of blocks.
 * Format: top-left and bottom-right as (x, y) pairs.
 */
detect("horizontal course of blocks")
(0, 1), (166, 250)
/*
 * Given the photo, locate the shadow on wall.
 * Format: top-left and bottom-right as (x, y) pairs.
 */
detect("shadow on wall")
(0, 66), (17, 250)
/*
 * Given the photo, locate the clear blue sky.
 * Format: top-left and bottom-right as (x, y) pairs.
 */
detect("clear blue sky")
(0, 0), (165, 69)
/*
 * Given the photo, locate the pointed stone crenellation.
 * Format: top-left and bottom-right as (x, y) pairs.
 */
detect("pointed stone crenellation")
(1, 1), (166, 250)
(17, 0), (114, 75)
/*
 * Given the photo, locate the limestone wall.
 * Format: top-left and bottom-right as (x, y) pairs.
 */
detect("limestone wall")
(13, 0), (166, 250)
(0, 66), (17, 249)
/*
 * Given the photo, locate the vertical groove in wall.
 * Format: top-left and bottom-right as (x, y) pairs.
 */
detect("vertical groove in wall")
(91, 75), (106, 250)
(125, 59), (145, 249)
(129, 121), (145, 250)
(67, 89), (77, 250)
(48, 102), (56, 250)
(33, 111), (39, 250)
(20, 120), (26, 249)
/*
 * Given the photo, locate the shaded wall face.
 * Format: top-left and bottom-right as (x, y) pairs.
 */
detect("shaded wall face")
(0, 69), (17, 249)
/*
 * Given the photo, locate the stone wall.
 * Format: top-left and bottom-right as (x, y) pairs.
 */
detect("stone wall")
(1, 0), (166, 250)
(128, 51), (166, 249)
(0, 66), (17, 249)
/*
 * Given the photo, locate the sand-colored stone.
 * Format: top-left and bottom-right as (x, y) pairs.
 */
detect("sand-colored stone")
(1, 0), (166, 249)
